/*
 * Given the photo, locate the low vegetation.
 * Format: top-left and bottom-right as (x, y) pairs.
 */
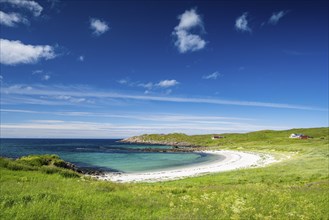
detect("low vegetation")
(139, 127), (328, 151)
(1, 127), (328, 219)
(0, 155), (80, 178)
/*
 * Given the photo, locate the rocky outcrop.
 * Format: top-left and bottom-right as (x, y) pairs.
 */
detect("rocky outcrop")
(57, 161), (106, 176)
(139, 147), (197, 153)
(77, 168), (106, 176)
(120, 136), (202, 149)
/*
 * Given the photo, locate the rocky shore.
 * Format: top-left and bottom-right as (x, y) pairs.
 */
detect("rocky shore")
(60, 161), (106, 176)
(138, 147), (197, 153)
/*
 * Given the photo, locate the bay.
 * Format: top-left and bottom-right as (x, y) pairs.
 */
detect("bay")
(0, 138), (222, 173)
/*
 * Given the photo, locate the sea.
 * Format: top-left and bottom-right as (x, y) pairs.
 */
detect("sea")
(0, 139), (222, 173)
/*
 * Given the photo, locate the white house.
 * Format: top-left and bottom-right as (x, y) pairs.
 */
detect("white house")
(289, 133), (303, 138)
(289, 133), (310, 139)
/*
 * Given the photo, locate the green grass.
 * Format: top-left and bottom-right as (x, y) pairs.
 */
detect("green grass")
(0, 155), (80, 178)
(140, 127), (328, 151)
(1, 127), (329, 219)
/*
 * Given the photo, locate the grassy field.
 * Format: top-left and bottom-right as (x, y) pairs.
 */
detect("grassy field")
(1, 127), (328, 219)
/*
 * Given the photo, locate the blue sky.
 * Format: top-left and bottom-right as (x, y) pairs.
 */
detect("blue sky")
(0, 0), (328, 138)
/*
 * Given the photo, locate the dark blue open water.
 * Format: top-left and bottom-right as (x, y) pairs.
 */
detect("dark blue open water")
(0, 139), (222, 173)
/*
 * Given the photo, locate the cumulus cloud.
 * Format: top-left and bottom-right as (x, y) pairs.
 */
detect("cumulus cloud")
(268, 11), (287, 25)
(90, 18), (109, 36)
(0, 11), (28, 26)
(235, 12), (251, 33)
(174, 31), (206, 53)
(203, 71), (221, 80)
(0, 0), (43, 16)
(173, 8), (206, 53)
(0, 38), (56, 65)
(176, 8), (203, 30)
(157, 80), (179, 88)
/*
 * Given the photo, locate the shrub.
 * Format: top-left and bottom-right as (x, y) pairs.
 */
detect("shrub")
(19, 154), (60, 167)
(0, 157), (36, 171)
(0, 155), (80, 178)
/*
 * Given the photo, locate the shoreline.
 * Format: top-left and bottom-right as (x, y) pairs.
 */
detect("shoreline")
(92, 150), (277, 183)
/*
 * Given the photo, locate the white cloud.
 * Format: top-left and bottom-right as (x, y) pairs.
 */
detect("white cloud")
(173, 8), (206, 53)
(78, 55), (84, 61)
(176, 8), (202, 30)
(90, 18), (109, 36)
(165, 89), (172, 95)
(174, 30), (206, 53)
(42, 74), (50, 81)
(0, 119), (290, 138)
(0, 75), (3, 82)
(0, 0), (43, 16)
(2, 84), (326, 111)
(157, 80), (179, 88)
(0, 10), (28, 26)
(118, 79), (179, 90)
(0, 109), (38, 113)
(117, 78), (144, 88)
(54, 95), (87, 103)
(235, 12), (251, 33)
(139, 82), (154, 90)
(268, 11), (287, 25)
(30, 120), (65, 124)
(32, 69), (43, 74)
(32, 69), (51, 81)
(0, 109), (253, 122)
(203, 71), (221, 80)
(118, 79), (129, 85)
(0, 38), (56, 65)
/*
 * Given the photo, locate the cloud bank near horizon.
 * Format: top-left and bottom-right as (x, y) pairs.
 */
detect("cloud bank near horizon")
(1, 84), (326, 111)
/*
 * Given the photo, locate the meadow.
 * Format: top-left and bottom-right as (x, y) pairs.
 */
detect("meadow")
(1, 127), (328, 219)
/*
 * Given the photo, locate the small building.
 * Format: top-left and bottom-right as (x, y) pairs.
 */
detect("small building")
(299, 135), (310, 139)
(289, 133), (302, 139)
(212, 135), (224, 140)
(289, 133), (311, 139)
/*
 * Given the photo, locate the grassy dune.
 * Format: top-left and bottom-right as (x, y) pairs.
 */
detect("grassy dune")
(1, 127), (328, 219)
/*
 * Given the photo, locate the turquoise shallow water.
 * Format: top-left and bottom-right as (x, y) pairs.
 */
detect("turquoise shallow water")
(0, 139), (222, 173)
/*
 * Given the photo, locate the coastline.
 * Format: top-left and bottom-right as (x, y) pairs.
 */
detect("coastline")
(92, 150), (277, 183)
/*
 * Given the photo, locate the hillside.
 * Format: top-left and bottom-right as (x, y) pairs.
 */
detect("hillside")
(122, 127), (329, 151)
(1, 127), (328, 219)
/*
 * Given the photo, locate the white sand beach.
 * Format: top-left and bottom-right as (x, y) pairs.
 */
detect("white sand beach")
(94, 150), (277, 183)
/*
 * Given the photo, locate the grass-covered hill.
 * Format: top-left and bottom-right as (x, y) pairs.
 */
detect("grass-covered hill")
(124, 127), (328, 151)
(1, 127), (328, 219)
